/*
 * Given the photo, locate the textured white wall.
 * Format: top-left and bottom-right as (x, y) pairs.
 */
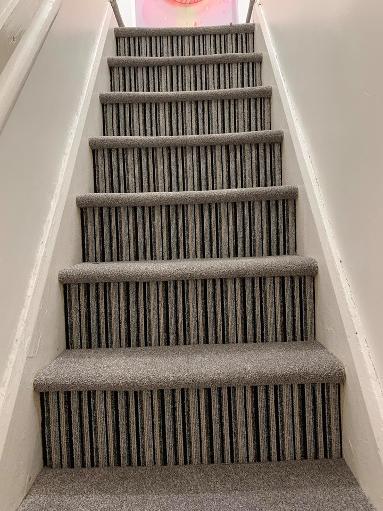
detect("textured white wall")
(259, 0), (383, 390)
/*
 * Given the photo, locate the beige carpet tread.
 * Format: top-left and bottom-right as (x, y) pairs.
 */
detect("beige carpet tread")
(34, 341), (344, 392)
(19, 460), (373, 511)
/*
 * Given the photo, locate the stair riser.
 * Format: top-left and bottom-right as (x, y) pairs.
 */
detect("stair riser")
(116, 32), (255, 57)
(103, 96), (271, 136)
(93, 142), (282, 193)
(40, 383), (341, 469)
(80, 199), (296, 262)
(64, 275), (314, 349)
(110, 61), (262, 92)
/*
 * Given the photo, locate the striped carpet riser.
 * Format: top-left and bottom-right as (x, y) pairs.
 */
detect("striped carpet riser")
(40, 383), (341, 469)
(102, 95), (271, 136)
(109, 59), (262, 92)
(92, 141), (282, 193)
(80, 198), (296, 262)
(64, 275), (315, 350)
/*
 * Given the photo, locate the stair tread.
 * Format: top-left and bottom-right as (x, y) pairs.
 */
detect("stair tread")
(100, 86), (272, 104)
(19, 460), (373, 511)
(89, 129), (283, 149)
(115, 23), (255, 37)
(108, 52), (263, 67)
(34, 341), (344, 392)
(59, 255), (317, 283)
(77, 186), (297, 208)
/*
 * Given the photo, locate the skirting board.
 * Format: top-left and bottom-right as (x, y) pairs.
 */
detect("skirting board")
(252, 3), (383, 508)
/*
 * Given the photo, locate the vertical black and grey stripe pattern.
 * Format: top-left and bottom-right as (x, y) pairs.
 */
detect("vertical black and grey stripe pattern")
(79, 196), (296, 262)
(40, 383), (342, 469)
(101, 90), (272, 136)
(91, 137), (283, 193)
(109, 55), (263, 92)
(115, 25), (255, 57)
(63, 275), (314, 349)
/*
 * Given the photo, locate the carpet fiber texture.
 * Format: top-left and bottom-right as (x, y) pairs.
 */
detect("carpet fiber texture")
(23, 21), (374, 510)
(19, 460), (373, 510)
(35, 342), (344, 391)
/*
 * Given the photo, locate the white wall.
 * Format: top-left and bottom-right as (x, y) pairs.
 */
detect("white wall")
(0, 0), (15, 22)
(253, 1), (383, 507)
(0, 0), (115, 508)
(119, 0), (135, 26)
(258, 0), (383, 390)
(236, 0), (249, 23)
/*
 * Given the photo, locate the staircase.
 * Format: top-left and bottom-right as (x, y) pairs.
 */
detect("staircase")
(20, 24), (372, 510)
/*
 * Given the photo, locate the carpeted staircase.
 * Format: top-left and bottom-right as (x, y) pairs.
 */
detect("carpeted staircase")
(20, 23), (373, 510)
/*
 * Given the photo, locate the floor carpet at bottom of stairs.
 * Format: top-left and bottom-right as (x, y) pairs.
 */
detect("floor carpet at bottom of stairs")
(19, 460), (373, 511)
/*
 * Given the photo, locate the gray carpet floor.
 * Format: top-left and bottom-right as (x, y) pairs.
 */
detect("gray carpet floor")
(19, 460), (373, 510)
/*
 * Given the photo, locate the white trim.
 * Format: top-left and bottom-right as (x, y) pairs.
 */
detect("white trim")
(236, 0), (250, 23)
(0, 3), (113, 464)
(0, 0), (62, 133)
(254, 1), (383, 505)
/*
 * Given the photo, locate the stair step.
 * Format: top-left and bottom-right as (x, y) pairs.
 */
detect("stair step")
(19, 460), (373, 511)
(35, 342), (344, 392)
(100, 87), (272, 136)
(35, 342), (343, 468)
(60, 256), (316, 349)
(108, 53), (263, 92)
(78, 187), (297, 262)
(91, 130), (283, 193)
(115, 24), (256, 58)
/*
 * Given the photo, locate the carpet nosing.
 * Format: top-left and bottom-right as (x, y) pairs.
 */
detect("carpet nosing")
(89, 130), (283, 149)
(58, 255), (318, 284)
(108, 52), (263, 68)
(76, 186), (298, 208)
(99, 86), (272, 104)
